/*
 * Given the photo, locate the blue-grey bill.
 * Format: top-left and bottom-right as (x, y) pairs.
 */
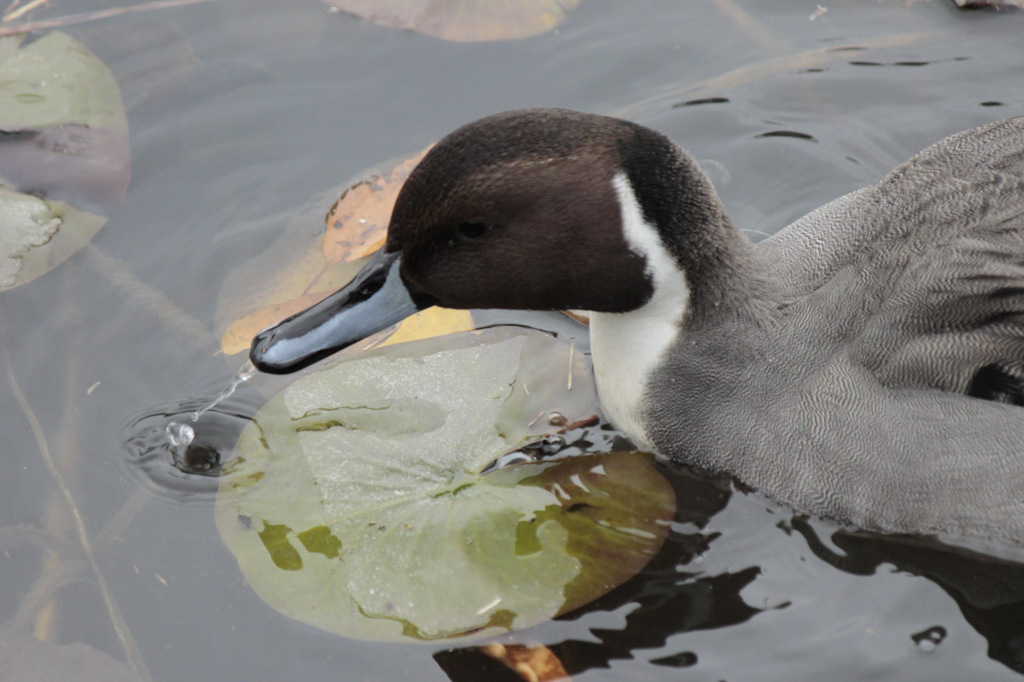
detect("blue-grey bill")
(249, 250), (421, 373)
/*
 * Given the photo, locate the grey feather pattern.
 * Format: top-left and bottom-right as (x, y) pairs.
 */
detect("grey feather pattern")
(775, 117), (1024, 396)
(648, 117), (1024, 544)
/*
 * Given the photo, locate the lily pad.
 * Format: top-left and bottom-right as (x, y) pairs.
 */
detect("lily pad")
(0, 31), (127, 292)
(0, 31), (130, 205)
(216, 327), (674, 641)
(0, 184), (106, 292)
(324, 0), (581, 42)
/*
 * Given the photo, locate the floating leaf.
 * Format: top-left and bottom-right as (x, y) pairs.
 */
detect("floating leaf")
(0, 185), (106, 292)
(323, 145), (430, 264)
(216, 327), (673, 642)
(323, 0), (581, 42)
(0, 31), (126, 291)
(217, 147), (450, 355)
(0, 31), (130, 205)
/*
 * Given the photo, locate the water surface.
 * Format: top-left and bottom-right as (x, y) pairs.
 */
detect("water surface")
(2, 1), (1024, 680)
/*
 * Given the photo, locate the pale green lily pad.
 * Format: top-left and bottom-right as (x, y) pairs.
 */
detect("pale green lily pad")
(0, 31), (127, 291)
(0, 184), (106, 291)
(0, 32), (124, 130)
(216, 327), (674, 642)
(0, 31), (130, 205)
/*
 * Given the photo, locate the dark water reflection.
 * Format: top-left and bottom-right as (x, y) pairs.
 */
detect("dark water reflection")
(2, 1), (1024, 680)
(794, 521), (1024, 675)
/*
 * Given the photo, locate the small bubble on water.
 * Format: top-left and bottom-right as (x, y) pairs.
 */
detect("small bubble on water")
(911, 625), (946, 652)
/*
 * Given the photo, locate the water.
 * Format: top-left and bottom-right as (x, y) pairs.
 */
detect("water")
(121, 403), (252, 499)
(134, 359), (259, 480)
(119, 360), (256, 491)
(2, 1), (1024, 681)
(191, 360), (257, 422)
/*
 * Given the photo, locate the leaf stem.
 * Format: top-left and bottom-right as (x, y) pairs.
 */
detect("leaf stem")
(4, 347), (152, 680)
(0, 0), (214, 35)
(3, 0), (51, 23)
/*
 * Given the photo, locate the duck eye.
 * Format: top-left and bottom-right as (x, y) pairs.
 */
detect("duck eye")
(457, 221), (490, 239)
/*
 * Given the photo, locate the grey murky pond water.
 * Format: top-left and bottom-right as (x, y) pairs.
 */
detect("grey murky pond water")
(2, 1), (1024, 680)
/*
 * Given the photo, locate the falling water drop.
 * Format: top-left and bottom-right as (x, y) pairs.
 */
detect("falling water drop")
(192, 359), (257, 421)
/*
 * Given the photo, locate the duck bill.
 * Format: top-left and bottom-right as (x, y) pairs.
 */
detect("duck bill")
(249, 250), (422, 374)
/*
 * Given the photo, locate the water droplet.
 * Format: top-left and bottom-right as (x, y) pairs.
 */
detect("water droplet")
(119, 383), (262, 501)
(165, 421), (195, 448)
(192, 360), (257, 421)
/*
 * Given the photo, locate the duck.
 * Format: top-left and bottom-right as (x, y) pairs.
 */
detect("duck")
(250, 108), (1024, 546)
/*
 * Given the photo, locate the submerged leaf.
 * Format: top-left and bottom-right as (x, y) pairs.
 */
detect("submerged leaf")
(374, 306), (476, 349)
(478, 643), (571, 682)
(216, 327), (673, 642)
(220, 299), (474, 356)
(0, 31), (124, 291)
(324, 0), (581, 42)
(0, 185), (106, 292)
(217, 147), (450, 355)
(0, 626), (143, 682)
(323, 145), (430, 264)
(0, 32), (130, 205)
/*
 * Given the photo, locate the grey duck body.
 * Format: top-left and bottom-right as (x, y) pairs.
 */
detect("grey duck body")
(646, 116), (1024, 542)
(252, 110), (1024, 546)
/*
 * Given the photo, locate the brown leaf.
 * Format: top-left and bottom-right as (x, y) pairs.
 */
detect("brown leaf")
(219, 279), (475, 356)
(322, 0), (581, 42)
(478, 643), (571, 682)
(218, 146), (440, 355)
(323, 146), (431, 264)
(220, 291), (331, 355)
(560, 310), (590, 326)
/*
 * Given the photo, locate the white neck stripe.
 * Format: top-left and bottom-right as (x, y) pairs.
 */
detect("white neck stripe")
(588, 172), (690, 449)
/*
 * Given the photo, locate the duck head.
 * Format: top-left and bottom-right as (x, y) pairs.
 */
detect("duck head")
(250, 108), (738, 376)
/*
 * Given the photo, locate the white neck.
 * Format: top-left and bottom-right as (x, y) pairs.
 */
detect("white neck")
(589, 172), (690, 449)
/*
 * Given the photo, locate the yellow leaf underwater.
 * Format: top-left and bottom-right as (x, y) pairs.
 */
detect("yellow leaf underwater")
(322, 145), (430, 264)
(217, 145), (476, 356)
(374, 307), (475, 349)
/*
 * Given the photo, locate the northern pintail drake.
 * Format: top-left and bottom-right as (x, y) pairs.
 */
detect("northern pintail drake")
(251, 109), (1024, 545)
